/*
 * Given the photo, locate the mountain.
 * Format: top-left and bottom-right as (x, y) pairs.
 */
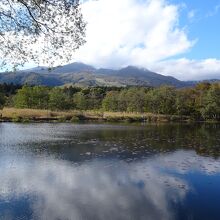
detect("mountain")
(0, 62), (217, 87)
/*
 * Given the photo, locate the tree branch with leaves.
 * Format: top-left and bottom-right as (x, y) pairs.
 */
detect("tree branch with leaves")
(0, 0), (86, 69)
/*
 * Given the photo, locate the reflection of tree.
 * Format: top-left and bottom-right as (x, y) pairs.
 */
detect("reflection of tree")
(80, 123), (220, 158)
(1, 123), (219, 162)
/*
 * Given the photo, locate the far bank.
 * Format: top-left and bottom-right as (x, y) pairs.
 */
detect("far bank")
(1, 107), (216, 123)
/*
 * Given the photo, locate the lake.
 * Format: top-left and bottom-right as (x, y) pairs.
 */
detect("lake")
(0, 122), (220, 220)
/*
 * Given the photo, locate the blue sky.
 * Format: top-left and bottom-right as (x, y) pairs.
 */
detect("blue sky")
(170, 0), (220, 60)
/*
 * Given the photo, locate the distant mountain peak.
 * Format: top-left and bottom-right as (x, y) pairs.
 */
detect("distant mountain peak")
(0, 61), (218, 88)
(121, 65), (150, 72)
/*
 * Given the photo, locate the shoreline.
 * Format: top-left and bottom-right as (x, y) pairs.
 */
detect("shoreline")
(0, 107), (218, 123)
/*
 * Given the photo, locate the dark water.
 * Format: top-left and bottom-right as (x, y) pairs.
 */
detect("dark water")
(0, 122), (220, 220)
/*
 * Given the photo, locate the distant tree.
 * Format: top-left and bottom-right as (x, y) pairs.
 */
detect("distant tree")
(146, 86), (176, 114)
(0, 92), (5, 109)
(63, 86), (81, 97)
(102, 91), (119, 111)
(32, 86), (49, 109)
(175, 89), (196, 116)
(125, 88), (147, 112)
(200, 83), (220, 120)
(87, 87), (105, 110)
(73, 92), (88, 110)
(49, 87), (71, 110)
(0, 83), (21, 96)
(9, 84), (220, 121)
(14, 85), (50, 109)
(117, 90), (128, 112)
(0, 0), (86, 68)
(195, 82), (211, 92)
(14, 85), (33, 108)
(194, 82), (211, 111)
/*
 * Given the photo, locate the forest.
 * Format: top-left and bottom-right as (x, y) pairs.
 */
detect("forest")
(0, 82), (220, 121)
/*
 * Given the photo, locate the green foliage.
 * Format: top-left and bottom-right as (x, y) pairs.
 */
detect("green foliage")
(49, 88), (72, 110)
(32, 86), (50, 109)
(14, 85), (49, 109)
(73, 92), (88, 110)
(0, 83), (21, 96)
(14, 85), (33, 108)
(200, 84), (220, 120)
(175, 89), (195, 116)
(146, 86), (176, 114)
(0, 92), (5, 109)
(123, 88), (147, 112)
(102, 91), (119, 111)
(102, 88), (148, 112)
(87, 87), (105, 109)
(1, 82), (219, 121)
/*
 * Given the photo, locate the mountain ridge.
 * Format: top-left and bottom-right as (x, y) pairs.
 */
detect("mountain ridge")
(0, 62), (219, 87)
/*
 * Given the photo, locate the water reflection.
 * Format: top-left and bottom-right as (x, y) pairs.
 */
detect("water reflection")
(0, 153), (187, 219)
(0, 123), (220, 219)
(1, 151), (220, 220)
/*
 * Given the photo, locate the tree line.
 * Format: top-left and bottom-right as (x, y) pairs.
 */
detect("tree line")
(0, 83), (219, 120)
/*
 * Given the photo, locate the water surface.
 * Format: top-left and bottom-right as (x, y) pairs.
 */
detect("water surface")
(0, 122), (220, 220)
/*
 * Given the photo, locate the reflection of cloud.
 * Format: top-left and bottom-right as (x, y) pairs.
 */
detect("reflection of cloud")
(154, 150), (220, 175)
(0, 156), (189, 220)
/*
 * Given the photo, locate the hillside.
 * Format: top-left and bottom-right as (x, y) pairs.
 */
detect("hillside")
(0, 62), (214, 87)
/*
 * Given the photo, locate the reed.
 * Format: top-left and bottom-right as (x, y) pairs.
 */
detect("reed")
(0, 108), (189, 122)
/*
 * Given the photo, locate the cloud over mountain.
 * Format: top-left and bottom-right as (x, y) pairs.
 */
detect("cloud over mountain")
(152, 58), (220, 80)
(75, 0), (193, 68)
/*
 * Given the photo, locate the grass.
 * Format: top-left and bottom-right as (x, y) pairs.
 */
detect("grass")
(1, 108), (72, 122)
(0, 107), (190, 123)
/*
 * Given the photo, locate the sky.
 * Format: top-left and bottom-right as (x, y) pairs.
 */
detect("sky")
(71, 0), (220, 80)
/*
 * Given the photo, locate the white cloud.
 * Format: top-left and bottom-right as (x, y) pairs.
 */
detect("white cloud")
(74, 0), (194, 68)
(150, 58), (220, 80)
